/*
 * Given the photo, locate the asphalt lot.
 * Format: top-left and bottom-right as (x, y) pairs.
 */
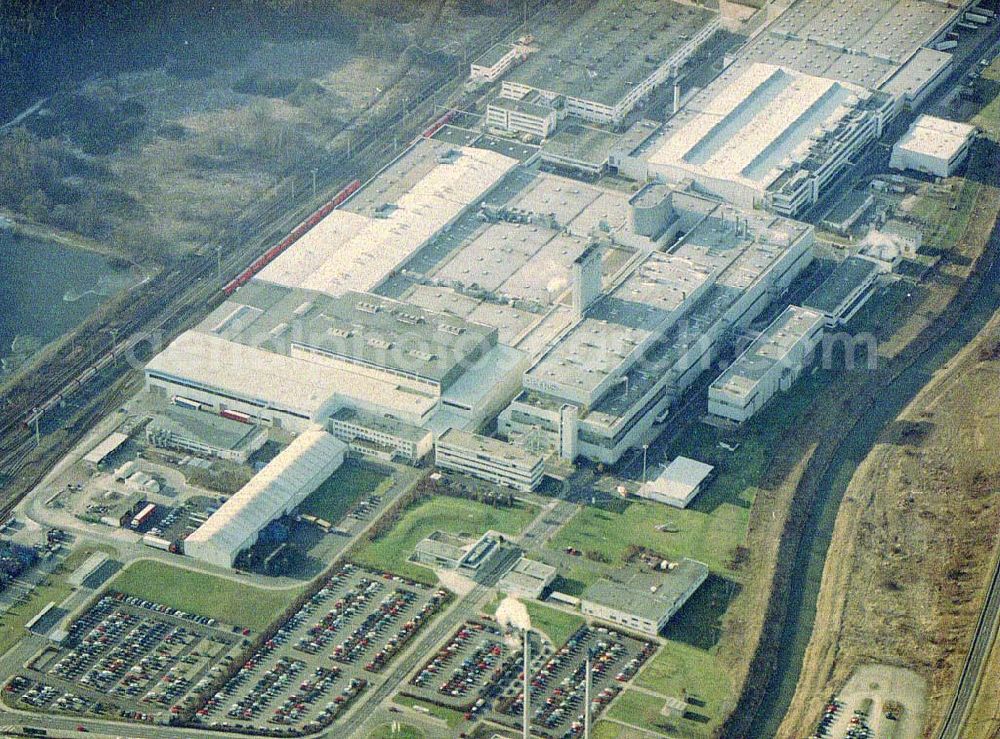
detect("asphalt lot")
(6, 593), (244, 725)
(193, 563), (448, 736)
(493, 624), (656, 738)
(405, 618), (516, 721)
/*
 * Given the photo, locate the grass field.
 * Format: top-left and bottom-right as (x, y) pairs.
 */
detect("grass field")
(297, 460), (393, 524)
(368, 724), (425, 739)
(525, 601), (585, 646)
(973, 58), (1000, 139)
(392, 696), (464, 728)
(351, 495), (538, 584)
(0, 545), (116, 658)
(110, 560), (302, 631)
(607, 690), (672, 736)
(547, 377), (824, 592)
(910, 176), (983, 250)
(633, 640), (733, 735)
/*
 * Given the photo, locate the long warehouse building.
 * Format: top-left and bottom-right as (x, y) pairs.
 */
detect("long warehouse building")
(184, 427), (347, 568)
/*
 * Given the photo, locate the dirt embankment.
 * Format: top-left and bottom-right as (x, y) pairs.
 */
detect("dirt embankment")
(719, 144), (1000, 738)
(779, 307), (1000, 739)
(774, 170), (1000, 734)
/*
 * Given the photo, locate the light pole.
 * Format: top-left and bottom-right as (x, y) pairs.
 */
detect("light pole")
(642, 444), (649, 484)
(311, 168), (317, 199)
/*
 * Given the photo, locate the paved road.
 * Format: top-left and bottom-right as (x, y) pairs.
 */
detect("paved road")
(345, 481), (587, 738)
(938, 545), (1000, 739)
(344, 582), (490, 738)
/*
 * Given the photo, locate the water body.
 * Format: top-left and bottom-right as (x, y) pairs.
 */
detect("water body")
(0, 230), (132, 377)
(751, 243), (1000, 736)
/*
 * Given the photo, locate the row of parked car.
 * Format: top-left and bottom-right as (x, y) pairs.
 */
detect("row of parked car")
(296, 577), (383, 655)
(363, 588), (448, 673)
(269, 666), (340, 725)
(225, 656), (305, 721)
(438, 639), (503, 698)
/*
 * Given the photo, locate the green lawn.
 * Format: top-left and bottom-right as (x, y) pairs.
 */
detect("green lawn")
(109, 559), (302, 630)
(630, 640), (733, 737)
(974, 58), (1000, 139)
(548, 365), (838, 595)
(910, 175), (983, 250)
(0, 545), (116, 658)
(392, 696), (464, 728)
(368, 724), (425, 739)
(525, 601), (585, 647)
(351, 495), (538, 584)
(607, 690), (673, 736)
(298, 459), (393, 524)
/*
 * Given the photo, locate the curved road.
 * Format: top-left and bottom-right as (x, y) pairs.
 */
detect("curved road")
(938, 547), (1000, 738)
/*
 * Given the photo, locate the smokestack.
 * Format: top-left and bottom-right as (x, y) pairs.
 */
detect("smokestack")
(523, 631), (531, 739)
(573, 243), (603, 320)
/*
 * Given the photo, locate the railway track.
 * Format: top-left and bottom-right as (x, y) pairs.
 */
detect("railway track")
(0, 3), (548, 516)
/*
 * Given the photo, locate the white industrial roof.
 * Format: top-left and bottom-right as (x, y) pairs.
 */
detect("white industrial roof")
(893, 114), (975, 161)
(641, 456), (714, 505)
(83, 432), (129, 465)
(146, 331), (438, 422)
(648, 63), (864, 191)
(256, 145), (518, 297)
(711, 305), (825, 399)
(185, 427), (347, 558)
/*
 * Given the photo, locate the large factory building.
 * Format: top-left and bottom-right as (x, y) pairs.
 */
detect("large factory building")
(635, 62), (892, 216)
(184, 427), (347, 568)
(499, 192), (816, 464)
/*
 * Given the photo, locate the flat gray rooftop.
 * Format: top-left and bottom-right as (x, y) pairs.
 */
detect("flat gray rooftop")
(582, 559), (709, 623)
(542, 120), (660, 169)
(524, 203), (811, 412)
(198, 283), (497, 388)
(711, 305), (825, 398)
(147, 405), (263, 451)
(438, 429), (543, 467)
(740, 0), (954, 89)
(329, 406), (429, 443)
(507, 0), (715, 106)
(475, 42), (515, 69)
(802, 256), (880, 315)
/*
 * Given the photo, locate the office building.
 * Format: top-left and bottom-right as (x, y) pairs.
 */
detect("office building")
(580, 559), (709, 636)
(708, 306), (825, 424)
(435, 429), (545, 492)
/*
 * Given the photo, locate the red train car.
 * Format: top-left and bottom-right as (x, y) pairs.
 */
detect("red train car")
(223, 178), (361, 295)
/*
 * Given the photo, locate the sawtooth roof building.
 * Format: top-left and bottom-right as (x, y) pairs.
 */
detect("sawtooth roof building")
(637, 62), (894, 216)
(256, 140), (517, 298)
(498, 0), (720, 126)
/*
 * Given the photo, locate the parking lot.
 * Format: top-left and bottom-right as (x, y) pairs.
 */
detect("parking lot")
(406, 618), (525, 722)
(6, 592), (244, 724)
(494, 625), (656, 738)
(193, 563), (448, 735)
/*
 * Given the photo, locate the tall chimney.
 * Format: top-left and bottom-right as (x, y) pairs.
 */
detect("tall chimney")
(523, 631), (531, 739)
(573, 243), (603, 319)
